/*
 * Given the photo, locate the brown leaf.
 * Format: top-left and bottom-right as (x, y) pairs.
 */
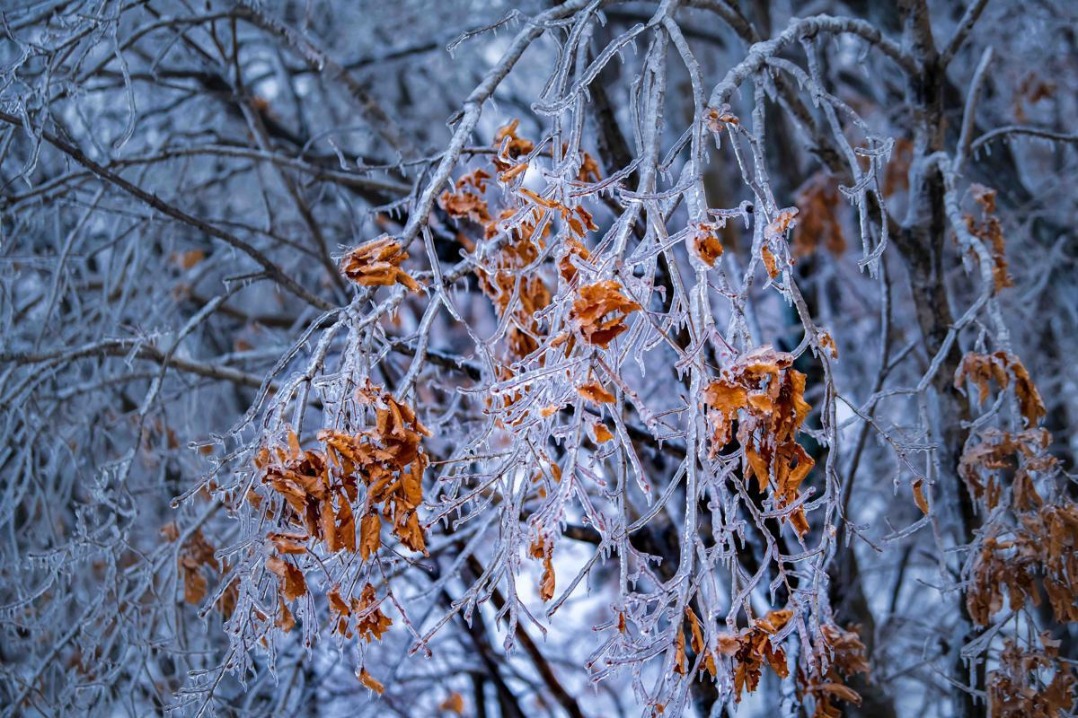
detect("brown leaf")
(559, 237), (592, 283)
(529, 534), (556, 601)
(336, 498), (356, 552)
(816, 683), (862, 705)
(494, 119), (535, 158)
(703, 379), (748, 449)
(705, 105), (739, 132)
(578, 380), (616, 404)
(266, 555), (307, 602)
(173, 249), (206, 270)
(755, 609), (792, 634)
(818, 331), (839, 359)
(956, 352), (1045, 426)
(1010, 358), (1046, 427)
(592, 422), (614, 444)
(328, 585), (351, 616)
(498, 161), (528, 182)
(439, 692), (465, 714)
(821, 623), (870, 678)
(360, 512), (382, 560)
(716, 633), (740, 656)
(321, 499), (338, 552)
(276, 597), (295, 632)
(570, 280), (641, 348)
(357, 667), (384, 694)
(439, 189), (492, 226)
(912, 479), (930, 515)
(768, 209), (799, 237)
(673, 628), (688, 675)
(685, 608), (705, 654)
(394, 511), (427, 555)
(761, 245), (780, 278)
(340, 236), (420, 292)
(354, 584), (393, 642)
(457, 168), (491, 192)
(268, 531), (308, 555)
(965, 185), (1014, 292)
(690, 222), (724, 266)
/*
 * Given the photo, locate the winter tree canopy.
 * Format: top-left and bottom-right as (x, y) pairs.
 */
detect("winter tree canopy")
(1, 1), (1076, 716)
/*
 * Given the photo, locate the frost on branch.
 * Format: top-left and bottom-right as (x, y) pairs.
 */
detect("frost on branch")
(1, 2), (1076, 717)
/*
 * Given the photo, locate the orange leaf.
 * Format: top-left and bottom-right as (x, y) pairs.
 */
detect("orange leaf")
(357, 667), (384, 694)
(685, 608), (705, 654)
(439, 693), (465, 714)
(268, 531), (308, 555)
(761, 246), (780, 278)
(578, 380), (615, 404)
(540, 556), (556, 601)
(276, 597), (295, 632)
(328, 585), (351, 616)
(570, 280), (641, 348)
(336, 499), (356, 553)
(321, 499), (337, 552)
(816, 683), (862, 705)
(340, 236), (420, 292)
(266, 555), (307, 602)
(592, 422), (614, 443)
(498, 162), (528, 182)
(755, 609), (793, 634)
(673, 628), (688, 675)
(354, 584), (393, 642)
(690, 222), (724, 266)
(912, 479), (930, 515)
(360, 512), (382, 560)
(394, 511), (427, 555)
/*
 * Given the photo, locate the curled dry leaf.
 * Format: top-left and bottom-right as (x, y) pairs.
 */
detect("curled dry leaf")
(704, 348), (814, 536)
(275, 597), (295, 633)
(340, 236), (420, 292)
(559, 236), (592, 283)
(178, 529), (221, 605)
(357, 667), (385, 695)
(966, 184), (1014, 292)
(730, 608), (793, 702)
(761, 245), (780, 279)
(354, 583), (393, 642)
(570, 280), (641, 348)
(689, 221), (724, 266)
(912, 479), (930, 515)
(265, 554), (307, 602)
(578, 380), (615, 404)
(530, 535), (556, 602)
(768, 208), (799, 237)
(673, 628), (688, 675)
(987, 639), (1077, 718)
(818, 331), (839, 359)
(955, 352), (1045, 427)
(359, 512), (381, 560)
(705, 104), (739, 133)
(494, 119), (535, 160)
(268, 532), (308, 555)
(592, 422), (614, 443)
